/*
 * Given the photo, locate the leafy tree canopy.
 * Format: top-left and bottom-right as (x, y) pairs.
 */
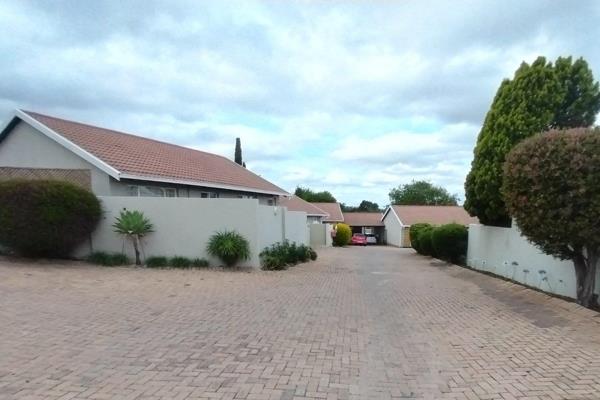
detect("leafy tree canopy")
(294, 186), (336, 203)
(503, 128), (600, 307)
(341, 200), (381, 212)
(465, 56), (600, 226)
(389, 180), (458, 205)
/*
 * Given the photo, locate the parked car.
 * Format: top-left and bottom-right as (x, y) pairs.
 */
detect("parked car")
(351, 233), (368, 246)
(365, 234), (377, 245)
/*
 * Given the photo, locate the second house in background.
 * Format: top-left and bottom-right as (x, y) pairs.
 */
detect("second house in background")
(382, 205), (478, 248)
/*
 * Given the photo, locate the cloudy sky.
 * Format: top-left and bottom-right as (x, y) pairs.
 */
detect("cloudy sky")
(1, 1), (598, 206)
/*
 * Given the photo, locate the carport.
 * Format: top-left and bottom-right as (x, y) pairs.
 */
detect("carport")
(342, 212), (385, 244)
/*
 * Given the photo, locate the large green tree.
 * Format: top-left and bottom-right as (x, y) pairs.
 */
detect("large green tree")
(294, 186), (337, 203)
(341, 200), (381, 212)
(357, 200), (381, 212)
(503, 128), (600, 308)
(389, 180), (458, 205)
(465, 56), (600, 226)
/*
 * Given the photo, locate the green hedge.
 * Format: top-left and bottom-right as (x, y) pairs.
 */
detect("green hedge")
(411, 223), (468, 264)
(417, 227), (436, 257)
(0, 180), (102, 258)
(431, 223), (468, 264)
(409, 223), (432, 254)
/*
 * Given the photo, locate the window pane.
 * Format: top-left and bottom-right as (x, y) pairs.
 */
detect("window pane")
(200, 192), (209, 198)
(127, 185), (139, 196)
(139, 186), (164, 197)
(165, 188), (177, 198)
(210, 192), (219, 198)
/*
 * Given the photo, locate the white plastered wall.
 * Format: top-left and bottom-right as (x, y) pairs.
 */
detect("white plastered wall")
(467, 223), (600, 299)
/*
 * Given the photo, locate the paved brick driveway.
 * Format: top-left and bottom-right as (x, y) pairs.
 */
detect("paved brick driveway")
(1, 247), (600, 400)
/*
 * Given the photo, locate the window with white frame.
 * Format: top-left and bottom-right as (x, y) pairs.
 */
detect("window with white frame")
(127, 185), (178, 198)
(200, 192), (219, 198)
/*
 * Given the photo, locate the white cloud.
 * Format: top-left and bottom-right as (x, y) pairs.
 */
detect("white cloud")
(0, 0), (598, 206)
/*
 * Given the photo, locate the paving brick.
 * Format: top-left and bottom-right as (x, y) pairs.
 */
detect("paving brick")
(1, 248), (599, 399)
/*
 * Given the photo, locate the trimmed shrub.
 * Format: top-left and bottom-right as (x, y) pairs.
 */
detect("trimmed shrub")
(431, 223), (468, 264)
(146, 256), (169, 268)
(191, 258), (209, 268)
(207, 230), (250, 267)
(0, 179), (102, 258)
(170, 256), (192, 268)
(260, 241), (316, 270)
(309, 248), (318, 261)
(87, 251), (129, 266)
(409, 223), (432, 253)
(417, 227), (436, 257)
(333, 223), (352, 247)
(504, 128), (600, 307)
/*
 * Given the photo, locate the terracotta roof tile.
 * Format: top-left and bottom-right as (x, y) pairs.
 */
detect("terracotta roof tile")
(342, 212), (384, 226)
(387, 205), (478, 226)
(280, 196), (329, 216)
(21, 110), (288, 195)
(311, 202), (344, 222)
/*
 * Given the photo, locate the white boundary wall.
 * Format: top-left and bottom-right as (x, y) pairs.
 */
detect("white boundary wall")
(467, 223), (600, 299)
(76, 197), (308, 267)
(308, 223), (334, 248)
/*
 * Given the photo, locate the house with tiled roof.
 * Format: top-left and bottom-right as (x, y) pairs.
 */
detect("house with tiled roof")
(382, 205), (479, 247)
(310, 202), (344, 223)
(0, 110), (288, 203)
(279, 195), (329, 223)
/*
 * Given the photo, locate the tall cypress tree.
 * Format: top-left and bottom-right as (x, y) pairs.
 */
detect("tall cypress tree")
(234, 138), (243, 166)
(464, 56), (600, 226)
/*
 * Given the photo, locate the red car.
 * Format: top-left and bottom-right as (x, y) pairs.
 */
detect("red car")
(351, 233), (368, 246)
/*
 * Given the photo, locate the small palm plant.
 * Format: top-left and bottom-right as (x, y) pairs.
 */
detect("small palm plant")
(207, 230), (250, 267)
(112, 210), (154, 265)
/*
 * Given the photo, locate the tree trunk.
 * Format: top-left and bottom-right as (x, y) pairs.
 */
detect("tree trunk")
(573, 248), (598, 308)
(132, 235), (141, 266)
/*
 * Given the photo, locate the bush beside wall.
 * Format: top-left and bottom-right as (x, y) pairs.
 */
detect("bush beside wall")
(206, 230), (250, 267)
(412, 223), (468, 264)
(0, 179), (102, 258)
(409, 223), (432, 254)
(260, 241), (317, 270)
(431, 223), (468, 264)
(87, 251), (130, 266)
(417, 227), (436, 257)
(333, 223), (352, 247)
